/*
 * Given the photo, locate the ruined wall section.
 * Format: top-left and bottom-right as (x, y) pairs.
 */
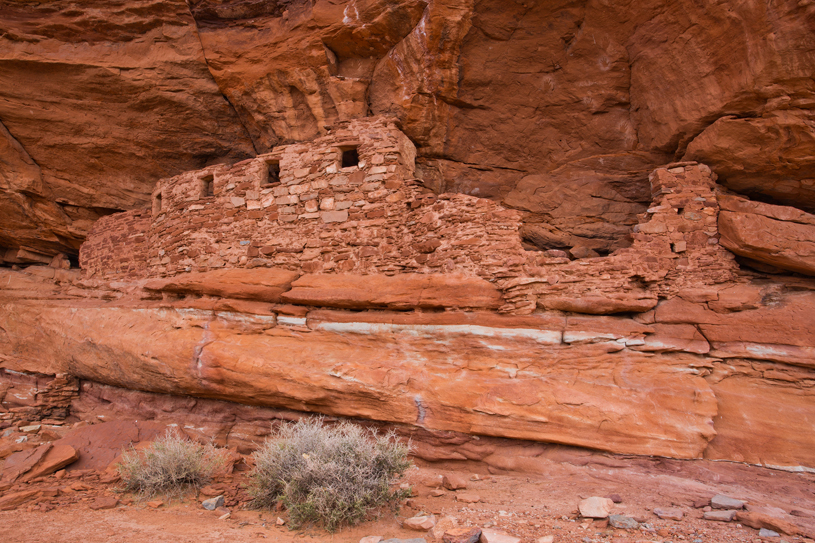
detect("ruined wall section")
(78, 209), (151, 278)
(502, 164), (741, 314)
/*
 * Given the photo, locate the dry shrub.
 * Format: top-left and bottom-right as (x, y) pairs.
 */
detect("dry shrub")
(248, 418), (411, 532)
(116, 429), (225, 498)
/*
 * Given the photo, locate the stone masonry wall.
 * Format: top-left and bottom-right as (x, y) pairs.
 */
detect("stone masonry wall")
(80, 116), (526, 281)
(79, 209), (150, 278)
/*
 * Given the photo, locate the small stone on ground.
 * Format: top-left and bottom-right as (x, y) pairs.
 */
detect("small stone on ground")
(704, 509), (737, 522)
(608, 514), (639, 529)
(404, 514), (437, 531)
(201, 495), (224, 511)
(578, 497), (613, 519)
(443, 474), (468, 490)
(456, 493), (481, 503)
(653, 506), (684, 520)
(442, 527), (482, 543)
(711, 494), (745, 509)
(479, 528), (521, 543)
(89, 496), (119, 510)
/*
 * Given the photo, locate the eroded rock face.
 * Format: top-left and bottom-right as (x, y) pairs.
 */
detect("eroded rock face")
(0, 0), (255, 257)
(2, 0), (814, 258)
(718, 194), (815, 276)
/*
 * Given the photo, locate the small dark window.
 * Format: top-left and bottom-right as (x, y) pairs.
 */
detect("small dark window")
(341, 147), (359, 168)
(200, 175), (214, 198)
(263, 160), (280, 186)
(152, 193), (163, 216)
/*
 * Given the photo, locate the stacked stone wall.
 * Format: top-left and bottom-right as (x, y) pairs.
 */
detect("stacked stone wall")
(81, 117), (527, 282)
(79, 209), (150, 278)
(501, 163), (740, 313)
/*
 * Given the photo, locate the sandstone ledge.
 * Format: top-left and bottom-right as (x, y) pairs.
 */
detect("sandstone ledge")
(281, 273), (504, 310)
(0, 299), (716, 459)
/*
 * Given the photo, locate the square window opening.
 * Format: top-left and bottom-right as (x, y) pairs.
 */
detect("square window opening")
(152, 193), (163, 216)
(262, 160), (281, 186)
(200, 175), (215, 198)
(341, 147), (360, 168)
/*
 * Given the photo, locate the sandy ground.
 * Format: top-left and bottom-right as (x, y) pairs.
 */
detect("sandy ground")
(3, 454), (815, 543)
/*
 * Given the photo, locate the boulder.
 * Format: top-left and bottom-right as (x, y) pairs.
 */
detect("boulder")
(0, 443), (52, 484)
(0, 489), (39, 511)
(19, 444), (79, 481)
(0, 441), (78, 484)
(718, 195), (815, 276)
(736, 510), (801, 536)
(684, 111), (815, 212)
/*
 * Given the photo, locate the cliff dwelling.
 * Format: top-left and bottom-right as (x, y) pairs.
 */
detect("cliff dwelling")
(3, 2), (815, 540)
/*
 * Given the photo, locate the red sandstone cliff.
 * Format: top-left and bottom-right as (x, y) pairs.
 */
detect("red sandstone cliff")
(2, 1), (815, 472)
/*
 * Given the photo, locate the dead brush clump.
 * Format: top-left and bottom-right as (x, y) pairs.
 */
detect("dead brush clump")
(116, 429), (226, 498)
(248, 418), (411, 532)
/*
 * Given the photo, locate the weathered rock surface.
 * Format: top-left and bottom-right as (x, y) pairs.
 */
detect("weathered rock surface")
(144, 268), (300, 303)
(281, 273), (503, 310)
(0, 0), (256, 257)
(0, 298), (720, 459)
(0, 442), (78, 484)
(684, 110), (815, 212)
(718, 194), (815, 275)
(53, 420), (169, 471)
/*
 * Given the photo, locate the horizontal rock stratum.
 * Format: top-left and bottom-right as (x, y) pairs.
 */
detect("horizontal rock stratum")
(0, 297), (719, 459)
